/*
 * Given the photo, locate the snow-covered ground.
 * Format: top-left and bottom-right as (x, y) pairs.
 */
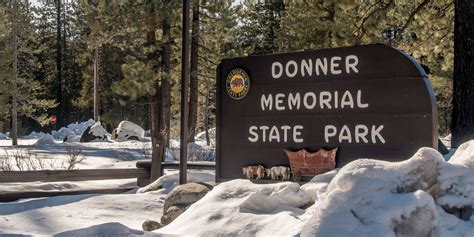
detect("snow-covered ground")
(1, 120), (473, 236)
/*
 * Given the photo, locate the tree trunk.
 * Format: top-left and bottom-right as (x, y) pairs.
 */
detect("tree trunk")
(11, 0), (18, 146)
(147, 24), (163, 181)
(93, 47), (100, 122)
(159, 16), (172, 160)
(149, 92), (161, 181)
(55, 0), (63, 127)
(451, 0), (474, 147)
(204, 82), (210, 146)
(188, 0), (200, 142)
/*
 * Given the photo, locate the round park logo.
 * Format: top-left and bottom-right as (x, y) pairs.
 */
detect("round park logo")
(226, 68), (250, 100)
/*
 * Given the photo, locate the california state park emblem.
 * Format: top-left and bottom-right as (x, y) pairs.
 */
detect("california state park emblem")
(226, 68), (250, 100)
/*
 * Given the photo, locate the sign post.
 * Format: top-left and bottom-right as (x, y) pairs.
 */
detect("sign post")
(216, 44), (438, 181)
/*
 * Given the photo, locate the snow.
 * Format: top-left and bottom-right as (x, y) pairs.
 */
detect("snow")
(157, 179), (312, 236)
(437, 140), (474, 208)
(52, 119), (96, 141)
(194, 127), (216, 146)
(115, 121), (145, 141)
(0, 190), (166, 236)
(2, 119), (474, 237)
(33, 133), (56, 146)
(138, 170), (215, 193)
(0, 133), (8, 140)
(89, 121), (110, 140)
(22, 131), (45, 139)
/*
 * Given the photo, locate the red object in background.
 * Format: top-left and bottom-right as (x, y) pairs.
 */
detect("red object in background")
(50, 116), (57, 125)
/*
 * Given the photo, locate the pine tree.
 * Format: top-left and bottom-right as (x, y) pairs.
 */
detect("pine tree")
(0, 0), (56, 142)
(451, 0), (474, 147)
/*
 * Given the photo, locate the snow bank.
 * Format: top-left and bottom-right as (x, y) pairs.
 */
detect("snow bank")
(22, 131), (45, 139)
(33, 134), (56, 146)
(52, 119), (96, 140)
(0, 133), (8, 140)
(301, 148), (444, 237)
(438, 140), (474, 209)
(54, 222), (158, 237)
(157, 179), (312, 236)
(138, 170), (215, 193)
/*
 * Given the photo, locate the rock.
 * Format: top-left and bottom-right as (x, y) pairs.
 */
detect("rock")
(142, 219), (162, 231)
(115, 121), (145, 141)
(161, 182), (213, 226)
(80, 122), (109, 142)
(392, 206), (436, 237)
(160, 205), (186, 225)
(111, 128), (117, 140)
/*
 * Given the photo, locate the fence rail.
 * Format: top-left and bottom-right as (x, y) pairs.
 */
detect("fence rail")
(0, 161), (215, 202)
(0, 168), (150, 183)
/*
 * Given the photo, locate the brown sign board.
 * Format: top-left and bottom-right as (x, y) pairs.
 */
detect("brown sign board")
(216, 44), (438, 181)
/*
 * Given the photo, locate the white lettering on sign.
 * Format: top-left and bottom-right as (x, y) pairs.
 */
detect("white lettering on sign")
(324, 125), (385, 144)
(248, 54), (388, 146)
(271, 55), (359, 79)
(248, 125), (304, 143)
(260, 90), (368, 111)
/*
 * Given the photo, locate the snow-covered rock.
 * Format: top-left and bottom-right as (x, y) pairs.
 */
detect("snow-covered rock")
(161, 182), (213, 225)
(0, 133), (8, 140)
(194, 127), (216, 147)
(80, 122), (110, 142)
(34, 134), (56, 146)
(437, 140), (474, 220)
(301, 147), (444, 237)
(138, 170), (215, 194)
(51, 119), (96, 141)
(156, 179), (312, 236)
(114, 121), (145, 141)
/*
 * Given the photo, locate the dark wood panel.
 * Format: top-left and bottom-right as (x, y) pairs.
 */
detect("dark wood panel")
(0, 168), (149, 183)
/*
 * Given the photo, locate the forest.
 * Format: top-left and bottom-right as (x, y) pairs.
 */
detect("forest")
(0, 0), (454, 142)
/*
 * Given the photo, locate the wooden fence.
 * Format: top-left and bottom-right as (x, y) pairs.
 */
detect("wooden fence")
(0, 161), (215, 202)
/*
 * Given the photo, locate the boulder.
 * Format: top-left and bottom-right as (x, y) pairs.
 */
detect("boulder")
(115, 121), (145, 141)
(142, 220), (162, 231)
(160, 182), (213, 225)
(80, 122), (109, 142)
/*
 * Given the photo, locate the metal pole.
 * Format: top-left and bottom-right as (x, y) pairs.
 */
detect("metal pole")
(179, 0), (190, 185)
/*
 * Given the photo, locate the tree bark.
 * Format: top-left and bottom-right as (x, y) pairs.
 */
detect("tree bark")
(451, 0), (474, 147)
(11, 0), (18, 146)
(93, 47), (100, 122)
(55, 0), (63, 127)
(188, 0), (200, 142)
(156, 14), (172, 177)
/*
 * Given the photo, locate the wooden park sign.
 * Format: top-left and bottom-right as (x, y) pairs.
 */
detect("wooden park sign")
(216, 44), (438, 181)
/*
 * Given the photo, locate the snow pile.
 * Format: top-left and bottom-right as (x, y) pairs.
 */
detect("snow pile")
(301, 148), (444, 236)
(0, 133), (8, 140)
(67, 119), (96, 135)
(33, 133), (56, 146)
(157, 179), (312, 236)
(22, 131), (45, 139)
(90, 122), (110, 138)
(52, 119), (96, 140)
(54, 222), (158, 237)
(115, 121), (145, 141)
(0, 191), (166, 235)
(438, 140), (474, 208)
(138, 170), (215, 193)
(194, 127), (216, 147)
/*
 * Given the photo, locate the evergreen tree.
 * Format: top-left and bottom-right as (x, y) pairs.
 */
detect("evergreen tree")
(451, 0), (474, 147)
